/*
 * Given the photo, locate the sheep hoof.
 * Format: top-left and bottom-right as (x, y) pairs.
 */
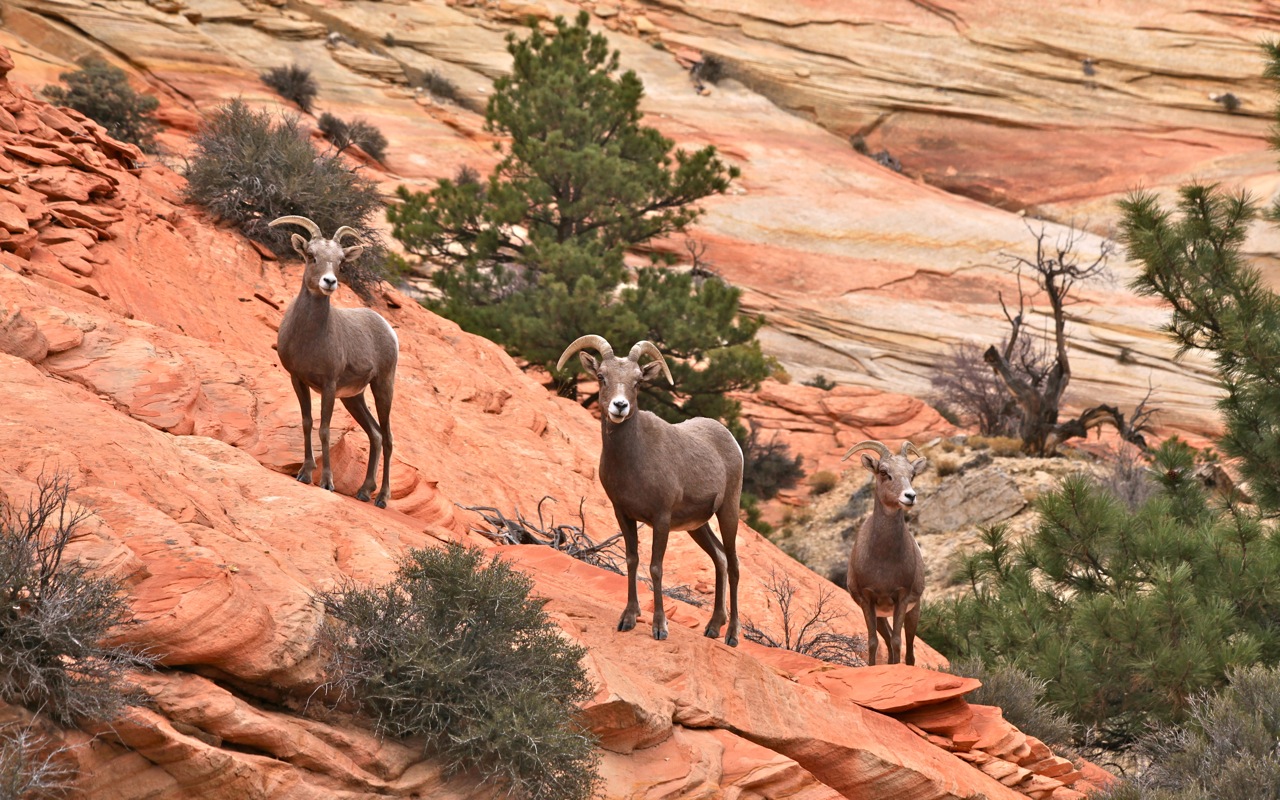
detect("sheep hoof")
(356, 489), (371, 502)
(652, 627), (668, 641)
(725, 633), (739, 647)
(295, 471), (312, 484)
(375, 498), (387, 509)
(702, 624), (722, 639)
(617, 615), (637, 633)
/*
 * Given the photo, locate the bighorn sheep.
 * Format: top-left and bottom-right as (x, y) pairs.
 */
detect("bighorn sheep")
(270, 216), (398, 507)
(843, 440), (927, 666)
(557, 335), (743, 646)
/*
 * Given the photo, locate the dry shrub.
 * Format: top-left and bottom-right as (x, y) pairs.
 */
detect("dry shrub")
(969, 435), (1024, 457)
(261, 63), (318, 113)
(933, 453), (961, 477)
(808, 470), (839, 496)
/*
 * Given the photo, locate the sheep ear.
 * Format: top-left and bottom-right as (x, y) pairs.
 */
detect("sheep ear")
(578, 352), (599, 373)
(640, 360), (667, 383)
(342, 244), (365, 262)
(861, 454), (879, 473)
(290, 233), (308, 258)
(912, 457), (929, 476)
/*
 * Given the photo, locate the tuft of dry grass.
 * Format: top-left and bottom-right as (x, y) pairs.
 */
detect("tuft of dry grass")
(808, 470), (839, 495)
(968, 435), (1024, 457)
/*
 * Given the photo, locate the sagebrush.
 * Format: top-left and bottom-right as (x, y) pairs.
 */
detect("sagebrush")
(42, 56), (160, 153)
(318, 543), (600, 800)
(261, 64), (318, 113)
(183, 100), (386, 295)
(318, 112), (388, 162)
(0, 474), (154, 726)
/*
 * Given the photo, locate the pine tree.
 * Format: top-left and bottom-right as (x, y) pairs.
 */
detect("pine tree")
(387, 13), (771, 430)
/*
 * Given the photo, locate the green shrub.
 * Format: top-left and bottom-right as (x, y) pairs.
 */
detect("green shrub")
(261, 63), (318, 113)
(802, 374), (835, 391)
(923, 438), (1280, 748)
(0, 474), (154, 726)
(318, 543), (600, 800)
(318, 113), (389, 162)
(947, 658), (1074, 747)
(42, 56), (160, 152)
(1102, 665), (1280, 800)
(183, 100), (386, 295)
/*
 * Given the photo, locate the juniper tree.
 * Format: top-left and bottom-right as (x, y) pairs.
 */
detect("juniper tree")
(387, 13), (769, 432)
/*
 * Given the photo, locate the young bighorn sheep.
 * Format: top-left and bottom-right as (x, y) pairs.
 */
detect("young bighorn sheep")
(844, 440), (927, 666)
(270, 215), (398, 507)
(557, 334), (743, 646)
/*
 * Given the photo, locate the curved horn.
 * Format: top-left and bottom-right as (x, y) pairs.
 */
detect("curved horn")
(332, 225), (362, 244)
(900, 441), (924, 459)
(628, 340), (674, 385)
(842, 440), (891, 462)
(556, 334), (615, 372)
(269, 215), (323, 240)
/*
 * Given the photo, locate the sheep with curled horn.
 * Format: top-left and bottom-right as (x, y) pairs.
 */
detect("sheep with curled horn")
(270, 215), (399, 507)
(843, 439), (927, 666)
(558, 334), (744, 646)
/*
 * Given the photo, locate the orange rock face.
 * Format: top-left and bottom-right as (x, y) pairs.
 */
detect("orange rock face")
(0, 36), (1109, 800)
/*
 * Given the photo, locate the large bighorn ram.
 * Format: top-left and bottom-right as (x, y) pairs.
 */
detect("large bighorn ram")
(270, 216), (398, 508)
(843, 440), (927, 666)
(557, 335), (743, 646)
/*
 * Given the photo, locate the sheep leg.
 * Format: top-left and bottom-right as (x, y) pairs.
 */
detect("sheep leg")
(372, 375), (394, 509)
(616, 513), (641, 633)
(291, 375), (315, 484)
(716, 502), (741, 647)
(317, 387), (337, 492)
(876, 617), (893, 664)
(648, 517), (671, 641)
(860, 591), (880, 666)
(904, 602), (920, 666)
(687, 523), (727, 640)
(888, 592), (907, 665)
(340, 394), (381, 503)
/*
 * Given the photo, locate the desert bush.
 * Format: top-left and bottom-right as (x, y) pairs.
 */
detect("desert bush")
(947, 657), (1074, 747)
(317, 543), (600, 800)
(808, 470), (838, 496)
(183, 100), (386, 295)
(1102, 665), (1280, 800)
(802, 374), (836, 390)
(692, 54), (724, 84)
(420, 69), (461, 103)
(261, 63), (318, 113)
(0, 721), (74, 800)
(742, 427), (804, 501)
(0, 474), (154, 726)
(317, 113), (389, 162)
(42, 56), (160, 152)
(932, 453), (961, 477)
(744, 568), (865, 667)
(929, 343), (1022, 436)
(923, 438), (1280, 748)
(968, 435), (1024, 457)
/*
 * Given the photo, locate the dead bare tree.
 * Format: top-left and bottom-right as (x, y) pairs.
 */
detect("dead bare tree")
(743, 567), (866, 667)
(463, 496), (626, 574)
(983, 223), (1155, 455)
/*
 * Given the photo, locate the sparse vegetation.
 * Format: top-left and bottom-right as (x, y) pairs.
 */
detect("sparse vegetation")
(802, 374), (836, 390)
(1101, 665), (1280, 800)
(929, 342), (1022, 437)
(420, 69), (461, 103)
(183, 100), (386, 295)
(318, 112), (389, 162)
(465, 497), (624, 575)
(932, 453), (961, 477)
(42, 56), (160, 152)
(0, 721), (74, 800)
(691, 54), (724, 85)
(0, 474), (155, 726)
(947, 658), (1075, 747)
(967, 435), (1024, 457)
(261, 63), (318, 114)
(744, 568), (865, 667)
(318, 543), (600, 800)
(742, 428), (804, 501)
(808, 470), (838, 495)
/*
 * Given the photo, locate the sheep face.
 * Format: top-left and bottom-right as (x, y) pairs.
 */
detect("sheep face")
(860, 452), (928, 510)
(289, 233), (364, 297)
(580, 352), (667, 424)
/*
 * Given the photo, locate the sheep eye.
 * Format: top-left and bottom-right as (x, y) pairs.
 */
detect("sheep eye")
(879, 470), (890, 479)
(596, 373), (605, 382)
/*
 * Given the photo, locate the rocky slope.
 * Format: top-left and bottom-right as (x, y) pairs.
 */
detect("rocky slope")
(0, 44), (1109, 799)
(0, 0), (1247, 452)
